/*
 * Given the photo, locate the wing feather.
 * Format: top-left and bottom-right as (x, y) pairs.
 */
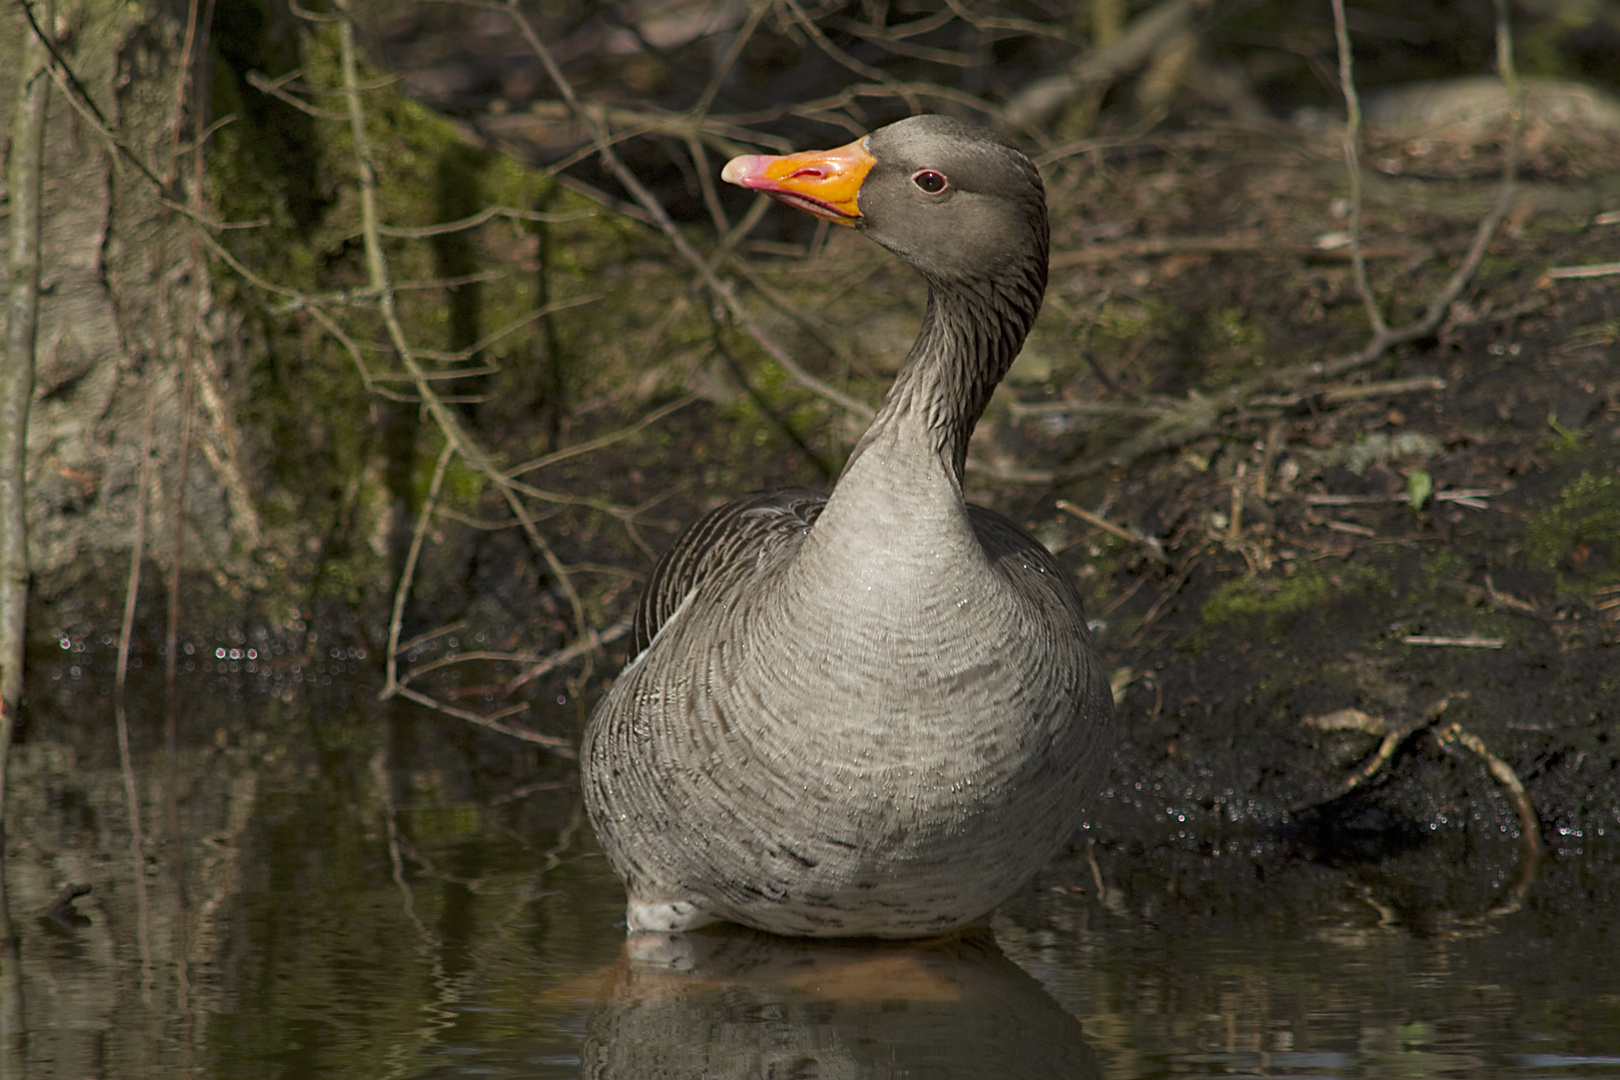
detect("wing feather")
(631, 487), (827, 656)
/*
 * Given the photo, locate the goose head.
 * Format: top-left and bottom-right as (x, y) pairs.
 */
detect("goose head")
(721, 115), (1049, 292)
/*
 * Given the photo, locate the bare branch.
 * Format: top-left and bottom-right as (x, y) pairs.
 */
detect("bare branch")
(383, 441), (456, 699)
(1329, 0), (1387, 334)
(501, 1), (878, 422)
(245, 68), (349, 120)
(376, 203), (595, 238)
(824, 15), (982, 67)
(694, 0), (771, 116)
(389, 685), (578, 755)
(409, 293), (602, 364)
(1003, 0), (1201, 132)
(505, 617), (633, 693)
(507, 394), (698, 478)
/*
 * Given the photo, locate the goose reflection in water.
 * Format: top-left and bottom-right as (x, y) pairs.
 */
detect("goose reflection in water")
(582, 924), (1100, 1078)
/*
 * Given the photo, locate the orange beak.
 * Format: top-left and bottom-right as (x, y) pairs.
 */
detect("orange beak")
(720, 137), (877, 226)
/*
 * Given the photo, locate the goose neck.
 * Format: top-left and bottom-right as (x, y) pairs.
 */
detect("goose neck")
(853, 271), (1042, 481)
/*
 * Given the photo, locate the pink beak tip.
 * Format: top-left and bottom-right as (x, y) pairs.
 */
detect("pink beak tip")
(720, 155), (767, 187)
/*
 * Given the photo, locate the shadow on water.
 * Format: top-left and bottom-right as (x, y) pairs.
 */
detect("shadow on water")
(3, 646), (1619, 1078)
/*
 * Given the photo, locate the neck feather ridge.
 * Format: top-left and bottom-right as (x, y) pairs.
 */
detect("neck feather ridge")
(848, 263), (1044, 481)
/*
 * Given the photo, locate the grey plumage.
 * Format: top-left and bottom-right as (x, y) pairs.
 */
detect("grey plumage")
(582, 115), (1115, 938)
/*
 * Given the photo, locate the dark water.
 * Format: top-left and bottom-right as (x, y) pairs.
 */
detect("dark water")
(4, 646), (1618, 1079)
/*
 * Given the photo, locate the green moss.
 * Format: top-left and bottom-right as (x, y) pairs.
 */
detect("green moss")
(203, 2), (694, 625)
(1087, 300), (1160, 360)
(1197, 564), (1389, 645)
(1524, 469), (1620, 592)
(1211, 305), (1265, 358)
(442, 455), (490, 509)
(1473, 253), (1521, 285)
(311, 542), (389, 608)
(1096, 298), (1167, 343)
(1421, 549), (1470, 591)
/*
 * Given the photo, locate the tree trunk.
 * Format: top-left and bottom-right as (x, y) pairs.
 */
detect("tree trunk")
(0, 0), (268, 652)
(1, 0), (51, 810)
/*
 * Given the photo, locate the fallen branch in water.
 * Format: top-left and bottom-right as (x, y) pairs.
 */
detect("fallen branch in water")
(1293, 691), (1544, 915)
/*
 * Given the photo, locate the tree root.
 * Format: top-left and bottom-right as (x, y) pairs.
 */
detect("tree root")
(1291, 692), (1465, 813)
(1434, 721), (1544, 859)
(1294, 693), (1545, 916)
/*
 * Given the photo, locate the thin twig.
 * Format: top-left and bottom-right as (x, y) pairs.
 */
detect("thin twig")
(390, 685), (577, 755)
(1048, 234), (1423, 267)
(693, 0), (770, 115)
(115, 379), (158, 705)
(1126, 551), (1202, 648)
(1330, 0), (1386, 335)
(165, 277), (199, 709)
(408, 293), (601, 364)
(507, 394), (697, 478)
(1545, 261), (1620, 280)
(398, 620), (469, 654)
(1250, 375), (1446, 408)
(1402, 635), (1505, 648)
(382, 441), (456, 699)
(244, 69), (348, 119)
(1055, 500), (1169, 563)
(502, 1), (877, 423)
(405, 649), (554, 682)
(375, 204), (595, 239)
(505, 615), (633, 693)
(1007, 399), (1175, 419)
(782, 0), (906, 90)
(336, 4), (593, 642)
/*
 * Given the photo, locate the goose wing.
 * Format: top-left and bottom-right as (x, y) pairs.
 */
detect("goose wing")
(630, 487), (827, 656)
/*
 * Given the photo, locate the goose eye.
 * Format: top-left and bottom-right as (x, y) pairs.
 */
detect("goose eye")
(912, 170), (948, 194)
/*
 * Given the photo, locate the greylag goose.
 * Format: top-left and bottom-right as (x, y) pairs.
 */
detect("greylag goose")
(582, 114), (1114, 938)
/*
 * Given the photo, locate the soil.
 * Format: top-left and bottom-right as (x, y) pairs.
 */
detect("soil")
(995, 119), (1620, 895)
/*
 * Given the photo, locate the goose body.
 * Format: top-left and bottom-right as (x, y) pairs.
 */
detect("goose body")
(581, 115), (1114, 938)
